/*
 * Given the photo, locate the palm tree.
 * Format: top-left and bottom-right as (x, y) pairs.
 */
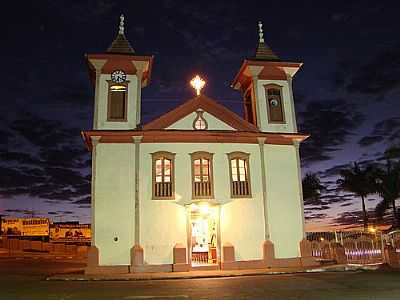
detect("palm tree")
(302, 173), (325, 206)
(374, 147), (400, 228)
(337, 162), (376, 231)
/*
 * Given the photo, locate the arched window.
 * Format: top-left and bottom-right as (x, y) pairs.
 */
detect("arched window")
(228, 152), (251, 197)
(264, 84), (285, 123)
(107, 81), (128, 121)
(151, 151), (175, 199)
(191, 152), (214, 198)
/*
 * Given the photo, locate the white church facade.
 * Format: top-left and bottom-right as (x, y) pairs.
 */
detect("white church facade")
(82, 16), (317, 274)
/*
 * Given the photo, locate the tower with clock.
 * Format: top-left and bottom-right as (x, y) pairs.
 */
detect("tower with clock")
(86, 14), (153, 130)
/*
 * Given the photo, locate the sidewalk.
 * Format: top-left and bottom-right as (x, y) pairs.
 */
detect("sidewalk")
(47, 264), (381, 281)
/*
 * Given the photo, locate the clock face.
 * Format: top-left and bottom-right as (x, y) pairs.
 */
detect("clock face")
(111, 70), (127, 83)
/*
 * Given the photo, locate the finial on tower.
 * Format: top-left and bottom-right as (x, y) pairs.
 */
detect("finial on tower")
(258, 21), (264, 43)
(119, 14), (125, 35)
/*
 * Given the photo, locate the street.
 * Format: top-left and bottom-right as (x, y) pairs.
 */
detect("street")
(0, 257), (399, 299)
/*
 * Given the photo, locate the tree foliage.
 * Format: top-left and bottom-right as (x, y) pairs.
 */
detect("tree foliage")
(302, 173), (325, 206)
(374, 148), (400, 228)
(336, 162), (376, 231)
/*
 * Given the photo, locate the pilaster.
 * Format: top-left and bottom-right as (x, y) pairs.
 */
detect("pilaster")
(89, 60), (107, 129)
(286, 74), (298, 132)
(132, 61), (147, 127)
(257, 137), (269, 240)
(293, 140), (306, 238)
(132, 136), (143, 246)
(90, 136), (101, 245)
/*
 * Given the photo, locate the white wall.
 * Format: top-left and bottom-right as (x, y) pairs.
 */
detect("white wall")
(140, 143), (265, 264)
(255, 79), (296, 133)
(264, 144), (304, 258)
(167, 111), (236, 131)
(96, 74), (139, 129)
(93, 143), (135, 265)
(93, 141), (305, 266)
(220, 197), (265, 261)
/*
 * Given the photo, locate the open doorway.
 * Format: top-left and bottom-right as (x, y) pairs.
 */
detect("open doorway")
(190, 204), (218, 267)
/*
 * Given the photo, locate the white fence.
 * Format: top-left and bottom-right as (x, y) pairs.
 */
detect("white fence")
(306, 230), (400, 264)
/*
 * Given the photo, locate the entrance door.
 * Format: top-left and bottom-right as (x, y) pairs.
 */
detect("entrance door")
(190, 204), (218, 266)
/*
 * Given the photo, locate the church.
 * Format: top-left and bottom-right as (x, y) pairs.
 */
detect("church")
(82, 15), (317, 274)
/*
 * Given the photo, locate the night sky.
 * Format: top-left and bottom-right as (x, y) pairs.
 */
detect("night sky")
(1, 1), (399, 231)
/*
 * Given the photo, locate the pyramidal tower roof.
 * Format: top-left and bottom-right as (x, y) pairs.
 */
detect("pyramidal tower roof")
(107, 14), (135, 54)
(254, 21), (280, 61)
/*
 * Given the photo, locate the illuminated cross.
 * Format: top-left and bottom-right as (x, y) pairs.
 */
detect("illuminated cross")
(190, 75), (206, 96)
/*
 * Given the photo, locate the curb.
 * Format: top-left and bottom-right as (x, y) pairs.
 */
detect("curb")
(46, 264), (376, 281)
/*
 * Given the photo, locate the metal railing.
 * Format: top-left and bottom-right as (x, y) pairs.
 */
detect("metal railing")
(306, 230), (395, 264)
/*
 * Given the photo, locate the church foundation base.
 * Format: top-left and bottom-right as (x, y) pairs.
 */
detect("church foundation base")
(173, 263), (191, 272)
(86, 265), (130, 275)
(221, 259), (265, 270)
(85, 246), (131, 274)
(263, 240), (320, 268)
(85, 239), (320, 274)
(131, 264), (172, 273)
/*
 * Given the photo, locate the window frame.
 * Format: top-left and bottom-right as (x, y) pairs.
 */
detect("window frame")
(243, 85), (257, 125)
(190, 151), (214, 199)
(192, 110), (208, 130)
(151, 151), (176, 200)
(264, 84), (285, 124)
(227, 151), (252, 198)
(107, 80), (129, 122)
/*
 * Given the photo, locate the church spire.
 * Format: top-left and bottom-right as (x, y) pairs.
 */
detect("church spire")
(254, 21), (279, 61)
(107, 14), (135, 54)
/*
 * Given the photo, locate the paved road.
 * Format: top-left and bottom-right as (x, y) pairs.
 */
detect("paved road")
(0, 257), (399, 300)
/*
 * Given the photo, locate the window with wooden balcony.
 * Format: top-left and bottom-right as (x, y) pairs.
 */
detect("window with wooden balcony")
(191, 152), (214, 199)
(152, 151), (175, 199)
(228, 152), (251, 198)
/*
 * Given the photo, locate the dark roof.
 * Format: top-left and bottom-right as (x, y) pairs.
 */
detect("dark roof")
(254, 41), (280, 61)
(107, 33), (135, 54)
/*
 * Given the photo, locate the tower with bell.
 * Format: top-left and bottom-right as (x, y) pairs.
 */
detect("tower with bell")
(232, 21), (301, 133)
(86, 14), (153, 130)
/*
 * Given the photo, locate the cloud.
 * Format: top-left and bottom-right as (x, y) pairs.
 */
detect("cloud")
(11, 113), (81, 148)
(298, 99), (364, 165)
(358, 136), (384, 147)
(331, 208), (394, 228)
(74, 196), (91, 204)
(307, 205), (331, 211)
(0, 113), (90, 203)
(4, 209), (37, 216)
(305, 213), (328, 220)
(358, 117), (400, 147)
(333, 43), (400, 98)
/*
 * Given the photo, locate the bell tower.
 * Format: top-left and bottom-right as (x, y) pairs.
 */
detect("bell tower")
(86, 15), (153, 130)
(231, 22), (302, 133)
